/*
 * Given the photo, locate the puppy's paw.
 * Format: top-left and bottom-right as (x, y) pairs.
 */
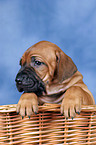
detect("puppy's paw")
(61, 95), (81, 119)
(16, 93), (38, 117)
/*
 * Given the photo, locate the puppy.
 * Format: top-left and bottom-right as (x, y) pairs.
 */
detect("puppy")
(15, 41), (95, 118)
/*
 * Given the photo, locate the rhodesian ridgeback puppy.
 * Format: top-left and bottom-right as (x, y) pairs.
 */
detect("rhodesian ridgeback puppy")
(15, 41), (95, 119)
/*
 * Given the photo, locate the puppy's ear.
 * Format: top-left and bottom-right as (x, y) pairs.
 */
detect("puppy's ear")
(56, 50), (77, 83)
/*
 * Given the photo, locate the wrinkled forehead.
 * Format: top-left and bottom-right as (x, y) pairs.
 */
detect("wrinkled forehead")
(22, 41), (61, 63)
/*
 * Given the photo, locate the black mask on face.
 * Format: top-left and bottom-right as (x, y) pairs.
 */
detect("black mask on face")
(15, 67), (46, 96)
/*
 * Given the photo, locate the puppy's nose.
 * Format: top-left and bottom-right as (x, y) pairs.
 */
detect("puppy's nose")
(15, 77), (22, 85)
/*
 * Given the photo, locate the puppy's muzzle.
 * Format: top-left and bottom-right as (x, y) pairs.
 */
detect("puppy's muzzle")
(15, 67), (46, 96)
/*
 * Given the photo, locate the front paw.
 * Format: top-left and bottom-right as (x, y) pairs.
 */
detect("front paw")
(61, 96), (81, 119)
(16, 93), (38, 117)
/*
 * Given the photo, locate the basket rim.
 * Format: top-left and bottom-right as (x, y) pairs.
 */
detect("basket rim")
(0, 103), (96, 113)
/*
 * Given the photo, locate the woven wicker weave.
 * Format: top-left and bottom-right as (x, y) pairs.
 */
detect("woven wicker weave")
(0, 104), (96, 145)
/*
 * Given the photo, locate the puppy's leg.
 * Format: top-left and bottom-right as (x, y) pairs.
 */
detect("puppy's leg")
(61, 86), (92, 119)
(16, 93), (38, 117)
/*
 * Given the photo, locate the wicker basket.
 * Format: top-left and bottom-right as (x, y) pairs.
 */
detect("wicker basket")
(0, 104), (96, 145)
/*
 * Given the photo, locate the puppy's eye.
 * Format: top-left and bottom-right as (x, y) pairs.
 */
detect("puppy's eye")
(31, 56), (45, 67)
(35, 60), (42, 66)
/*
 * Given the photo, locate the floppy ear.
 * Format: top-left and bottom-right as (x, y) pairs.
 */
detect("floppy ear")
(56, 50), (77, 83)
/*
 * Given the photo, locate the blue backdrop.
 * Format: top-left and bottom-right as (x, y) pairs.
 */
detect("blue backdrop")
(0, 0), (96, 105)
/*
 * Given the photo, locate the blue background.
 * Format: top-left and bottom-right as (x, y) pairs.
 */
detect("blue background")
(0, 0), (96, 105)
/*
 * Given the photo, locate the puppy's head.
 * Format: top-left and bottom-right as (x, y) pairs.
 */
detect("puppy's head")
(15, 41), (77, 95)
